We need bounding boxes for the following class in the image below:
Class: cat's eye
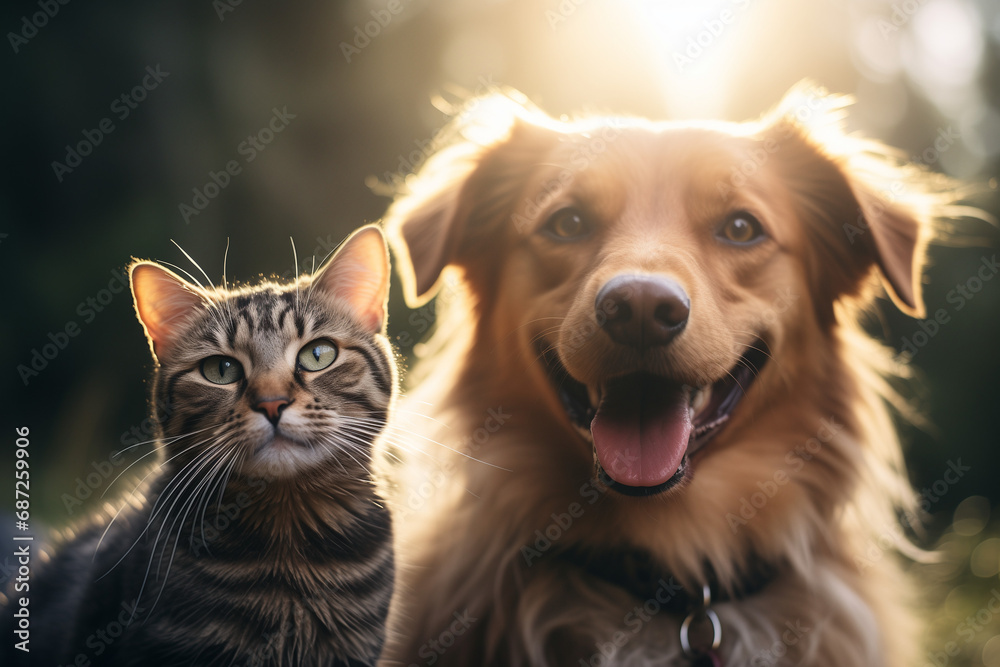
[541,208,593,241]
[200,356,244,385]
[717,211,766,245]
[298,339,338,372]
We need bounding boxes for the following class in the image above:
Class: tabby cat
[2,225,396,666]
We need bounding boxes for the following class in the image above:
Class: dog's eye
[717,212,766,245]
[542,208,592,241]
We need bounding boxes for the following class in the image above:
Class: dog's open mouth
[541,341,769,496]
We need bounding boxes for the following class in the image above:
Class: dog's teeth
[691,386,711,415]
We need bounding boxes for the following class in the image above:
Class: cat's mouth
[257,433,308,452]
[244,430,326,478]
[539,340,769,496]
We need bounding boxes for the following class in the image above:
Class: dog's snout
[596,275,690,348]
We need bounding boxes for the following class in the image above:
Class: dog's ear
[384,140,487,307]
[844,175,929,316]
[384,93,554,307]
[760,82,956,319]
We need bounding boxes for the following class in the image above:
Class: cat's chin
[241,435,328,479]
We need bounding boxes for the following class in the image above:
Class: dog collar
[554,546,778,665]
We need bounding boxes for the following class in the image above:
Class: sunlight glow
[621,0,750,118]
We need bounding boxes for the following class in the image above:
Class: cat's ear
[312,225,390,333]
[130,261,210,360]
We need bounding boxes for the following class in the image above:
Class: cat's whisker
[131,448,230,620]
[290,236,300,312]
[193,446,240,558]
[214,444,243,517]
[97,445,221,579]
[159,259,207,291]
[370,427,511,471]
[147,438,237,523]
[152,449,236,614]
[336,423,412,448]
[327,439,373,467]
[114,426,214,455]
[93,433,228,558]
[165,450,230,572]
[301,237,343,315]
[103,429,222,500]
[314,431,377,469]
[103,427,219,498]
[312,439,367,503]
[376,408,448,427]
[312,439,352,477]
[336,419,509,470]
[222,237,230,291]
[379,448,405,465]
[170,240,216,291]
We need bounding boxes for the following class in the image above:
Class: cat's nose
[254,397,292,425]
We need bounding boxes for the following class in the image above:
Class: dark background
[2,0,999,662]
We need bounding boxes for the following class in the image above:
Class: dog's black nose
[596,275,690,348]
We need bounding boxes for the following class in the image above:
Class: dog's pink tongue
[591,376,691,488]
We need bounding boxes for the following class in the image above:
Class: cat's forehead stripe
[276,305,293,333]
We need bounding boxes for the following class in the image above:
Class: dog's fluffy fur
[378,84,967,666]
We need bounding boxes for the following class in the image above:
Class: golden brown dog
[378,84,966,666]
